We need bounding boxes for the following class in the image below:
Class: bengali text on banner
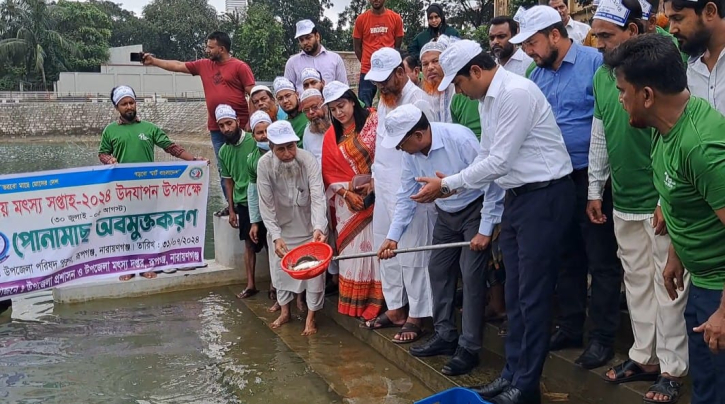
[0,161,209,301]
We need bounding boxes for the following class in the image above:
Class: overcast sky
[111,0,349,24]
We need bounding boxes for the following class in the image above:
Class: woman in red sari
[321,82,383,321]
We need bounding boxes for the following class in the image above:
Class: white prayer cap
[322,81,350,105]
[295,19,315,39]
[250,85,273,97]
[592,0,600,5]
[438,40,483,92]
[266,120,300,145]
[300,88,323,102]
[594,0,639,26]
[112,85,135,105]
[215,104,236,122]
[273,77,296,97]
[365,47,402,82]
[301,68,322,84]
[250,110,272,131]
[382,104,423,149]
[509,6,562,44]
[420,37,449,58]
[637,0,652,18]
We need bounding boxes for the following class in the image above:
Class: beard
[279,159,301,179]
[264,103,279,121]
[303,41,320,55]
[535,46,560,69]
[492,43,514,60]
[677,24,710,57]
[629,115,649,129]
[423,77,443,95]
[310,116,331,134]
[379,91,402,108]
[223,128,242,144]
[282,102,299,116]
[122,109,137,121]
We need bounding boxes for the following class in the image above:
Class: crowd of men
[95,0,725,403]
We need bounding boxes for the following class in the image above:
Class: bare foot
[296,297,307,313]
[267,302,281,313]
[270,312,291,329]
[302,319,317,336]
[141,271,157,279]
[119,274,135,281]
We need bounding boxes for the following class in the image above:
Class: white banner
[0,161,209,300]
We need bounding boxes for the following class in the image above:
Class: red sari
[322,110,384,320]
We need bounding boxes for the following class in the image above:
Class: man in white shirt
[550,0,591,43]
[285,20,349,93]
[299,89,329,162]
[414,39,575,404]
[361,47,437,344]
[420,36,457,122]
[664,0,725,114]
[379,104,504,376]
[489,15,534,77]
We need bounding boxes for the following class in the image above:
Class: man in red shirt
[353,0,404,107]
[142,31,256,216]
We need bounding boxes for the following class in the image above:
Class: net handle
[331,241,471,261]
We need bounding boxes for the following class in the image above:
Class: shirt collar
[484,66,508,101]
[562,42,578,66]
[233,131,247,146]
[510,48,526,61]
[566,18,574,28]
[117,116,140,125]
[429,125,444,152]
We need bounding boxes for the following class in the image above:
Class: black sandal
[642,375,682,404]
[392,322,426,344]
[602,359,659,384]
[360,313,401,330]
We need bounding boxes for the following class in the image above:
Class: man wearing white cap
[513,5,621,371]
[361,47,437,339]
[419,36,456,123]
[549,0,591,44]
[274,76,308,144]
[299,89,330,162]
[256,120,328,336]
[589,1,689,400]
[215,104,264,300]
[300,68,326,92]
[250,85,286,122]
[412,39,574,404]
[285,19,348,93]
[488,16,533,77]
[378,104,504,375]
[100,85,206,281]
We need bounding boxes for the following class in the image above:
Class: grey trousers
[428,197,490,352]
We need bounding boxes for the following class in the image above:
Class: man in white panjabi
[361,46,435,341]
[257,120,328,336]
[420,36,456,123]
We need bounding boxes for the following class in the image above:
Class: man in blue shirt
[513,5,621,369]
[378,104,504,377]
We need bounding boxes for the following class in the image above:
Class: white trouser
[381,262,433,318]
[277,289,324,312]
[614,215,689,376]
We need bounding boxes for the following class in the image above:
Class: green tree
[52,0,111,72]
[0,0,79,89]
[90,0,163,55]
[142,0,220,61]
[509,0,539,14]
[233,3,286,81]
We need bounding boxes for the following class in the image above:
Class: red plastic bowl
[281,242,333,280]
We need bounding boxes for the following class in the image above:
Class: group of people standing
[94,0,725,403]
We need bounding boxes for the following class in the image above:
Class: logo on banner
[0,232,9,264]
[189,167,203,180]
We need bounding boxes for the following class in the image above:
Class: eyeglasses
[302,103,323,114]
[395,133,415,151]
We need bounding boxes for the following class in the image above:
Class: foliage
[509,0,539,14]
[233,3,286,81]
[52,0,111,72]
[142,0,220,61]
[89,0,163,55]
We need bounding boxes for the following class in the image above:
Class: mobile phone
[363,192,375,209]
[130,52,144,62]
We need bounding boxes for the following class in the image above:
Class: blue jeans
[210,130,228,203]
[357,73,377,108]
[686,284,725,404]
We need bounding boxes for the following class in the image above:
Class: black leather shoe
[441,347,479,376]
[409,333,457,357]
[549,328,583,351]
[492,386,541,404]
[575,340,614,370]
[470,377,511,400]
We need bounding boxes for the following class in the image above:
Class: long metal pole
[331,241,471,261]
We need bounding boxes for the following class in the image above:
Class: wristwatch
[440,178,451,195]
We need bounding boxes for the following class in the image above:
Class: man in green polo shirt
[216,104,262,300]
[606,33,725,404]
[99,85,202,281]
[273,77,308,147]
[589,1,689,402]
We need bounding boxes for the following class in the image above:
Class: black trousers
[500,178,575,393]
[556,168,622,346]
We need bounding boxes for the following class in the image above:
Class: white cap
[637,0,652,18]
[510,6,563,44]
[420,35,452,58]
[250,110,272,131]
[381,104,423,149]
[437,40,483,91]
[301,68,322,84]
[365,47,402,82]
[112,85,135,105]
[594,0,634,26]
[266,120,300,145]
[322,81,350,105]
[300,88,323,102]
[215,104,236,122]
[250,85,273,97]
[295,19,315,39]
[273,77,296,96]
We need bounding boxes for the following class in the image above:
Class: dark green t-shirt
[288,112,309,147]
[219,132,257,205]
[450,93,481,140]
[246,147,268,184]
[99,120,173,163]
[652,97,725,290]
